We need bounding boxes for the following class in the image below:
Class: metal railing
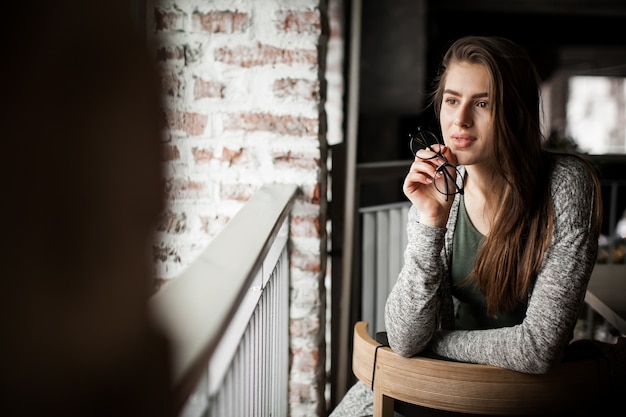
[149,184,298,417]
[360,201,410,336]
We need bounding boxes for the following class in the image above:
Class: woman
[330,35,602,416]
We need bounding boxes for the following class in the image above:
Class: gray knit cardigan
[384,153,600,373]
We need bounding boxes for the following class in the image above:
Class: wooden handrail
[149,183,298,411]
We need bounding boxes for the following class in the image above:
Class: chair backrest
[352,321,609,417]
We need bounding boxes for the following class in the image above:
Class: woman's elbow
[389,342,424,358]
[386,328,433,358]
[510,347,559,374]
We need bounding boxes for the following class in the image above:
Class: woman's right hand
[403,145,456,228]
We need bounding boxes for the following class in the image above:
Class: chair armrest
[352,321,608,416]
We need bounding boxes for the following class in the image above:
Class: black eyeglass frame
[408,128,465,201]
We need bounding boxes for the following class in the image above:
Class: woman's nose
[454,106,473,128]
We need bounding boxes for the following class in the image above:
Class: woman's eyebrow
[443,89,489,99]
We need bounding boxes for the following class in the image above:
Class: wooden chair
[352,321,611,416]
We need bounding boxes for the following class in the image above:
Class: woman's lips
[450,133,475,149]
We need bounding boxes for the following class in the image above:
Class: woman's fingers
[403,159,439,198]
[403,145,457,227]
[408,157,442,182]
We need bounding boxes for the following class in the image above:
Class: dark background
[354,0,626,231]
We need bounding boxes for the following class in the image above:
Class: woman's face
[439,61,494,167]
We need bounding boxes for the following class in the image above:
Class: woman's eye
[476,101,489,109]
[445,97,458,105]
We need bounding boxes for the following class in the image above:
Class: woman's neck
[462,165,504,235]
[463,164,503,201]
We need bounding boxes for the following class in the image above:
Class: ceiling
[430,0,626,16]
[427,0,626,80]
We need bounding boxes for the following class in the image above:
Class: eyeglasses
[408,128,464,201]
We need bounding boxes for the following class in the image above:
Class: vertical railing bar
[248,314,252,417]
[361,212,376,334]
[388,208,402,298]
[277,260,281,415]
[375,210,389,334]
[359,202,411,336]
[266,275,270,416]
[220,352,229,416]
[265,285,270,416]
[247,319,251,416]
[256,299,261,417]
[267,276,270,416]
[246,326,251,417]
[257,303,261,417]
[234,335,240,417]
[238,319,243,417]
[260,290,265,417]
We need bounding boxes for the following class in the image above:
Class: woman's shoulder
[548,152,600,210]
[549,152,598,186]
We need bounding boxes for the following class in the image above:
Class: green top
[451,196,527,330]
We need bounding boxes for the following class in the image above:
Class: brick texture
[192,11,249,33]
[225,112,319,136]
[215,42,319,67]
[276,10,322,35]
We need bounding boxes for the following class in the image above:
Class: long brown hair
[431,36,602,315]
